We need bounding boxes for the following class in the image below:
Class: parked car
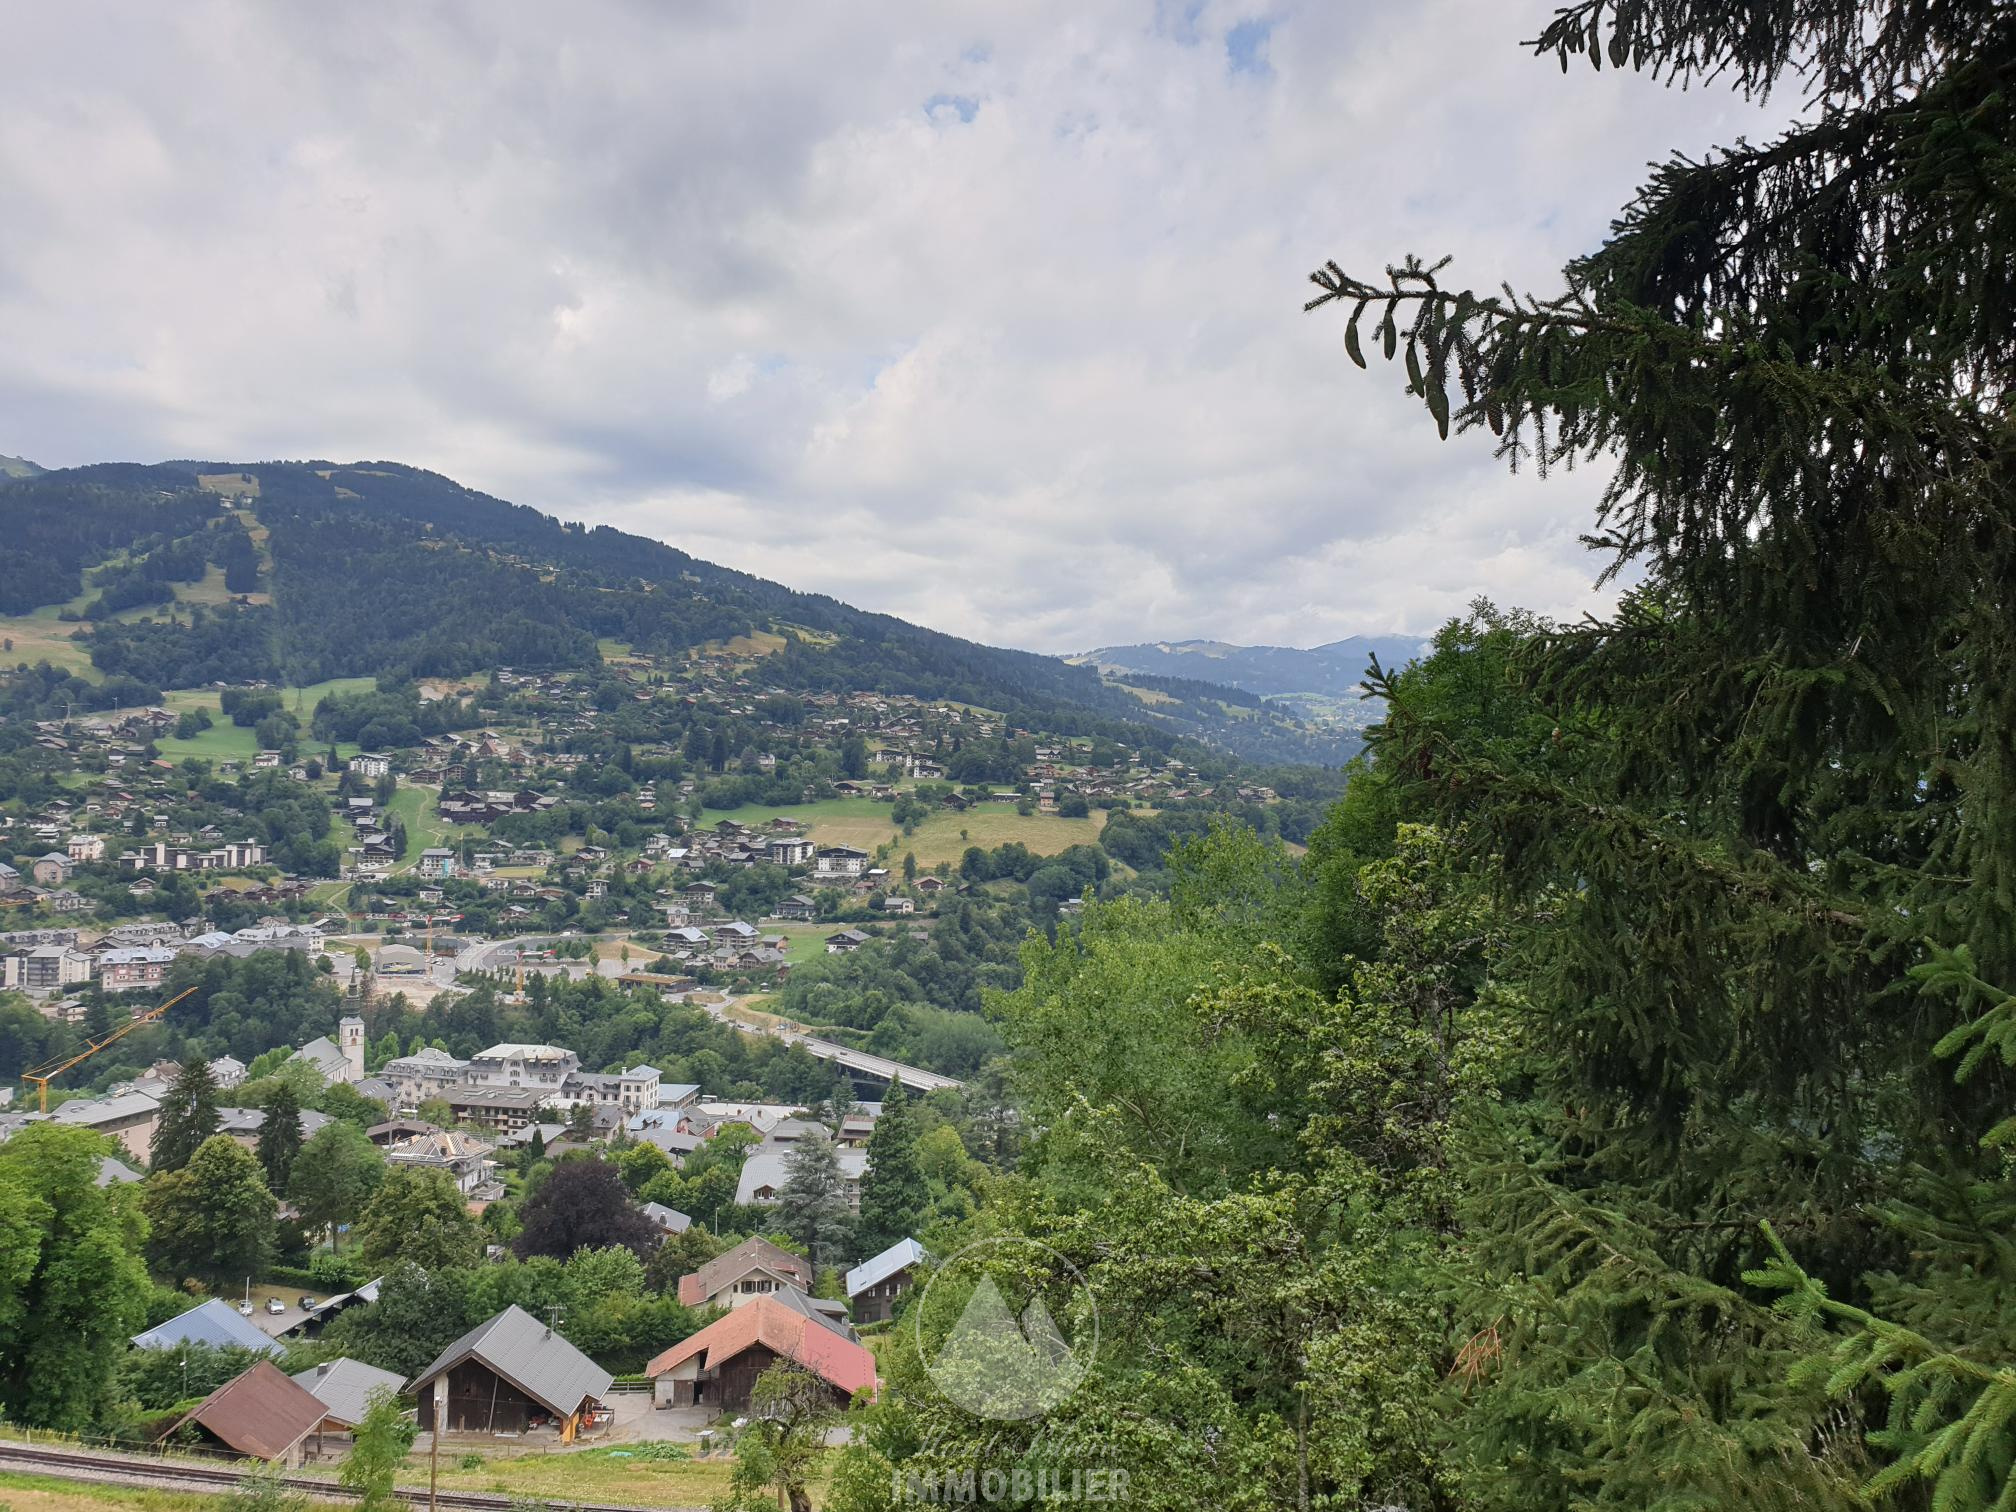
[266,1297,287,1315]
[236,1300,253,1316]
[298,1295,318,1310]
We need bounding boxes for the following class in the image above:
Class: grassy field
[701,796,1106,870]
[0,1474,241,1512]
[151,678,376,762]
[385,785,459,865]
[424,1442,746,1506]
[0,606,98,677]
[0,1446,753,1512]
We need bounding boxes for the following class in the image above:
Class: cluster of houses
[135,1221,927,1467]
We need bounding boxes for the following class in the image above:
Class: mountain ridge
[0,457,1366,767]
[1073,632,1430,697]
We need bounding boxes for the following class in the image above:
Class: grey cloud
[0,0,1789,652]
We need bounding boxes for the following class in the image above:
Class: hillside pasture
[701,795,1107,869]
[152,677,376,761]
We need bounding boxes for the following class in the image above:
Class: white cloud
[0,0,1788,652]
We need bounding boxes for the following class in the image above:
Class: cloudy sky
[0,1,1788,654]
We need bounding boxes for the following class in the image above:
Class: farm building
[132,1298,284,1357]
[646,1294,876,1413]
[411,1305,611,1442]
[162,1360,329,1467]
[291,1358,408,1433]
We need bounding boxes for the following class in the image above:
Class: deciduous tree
[144,1135,276,1292]
[0,1125,152,1429]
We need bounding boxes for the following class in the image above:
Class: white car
[266,1297,287,1315]
[237,1300,254,1316]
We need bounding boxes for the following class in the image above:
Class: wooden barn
[410,1305,611,1443]
[647,1293,876,1413]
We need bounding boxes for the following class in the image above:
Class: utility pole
[429,1374,445,1512]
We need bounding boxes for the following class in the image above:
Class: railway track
[0,1439,703,1512]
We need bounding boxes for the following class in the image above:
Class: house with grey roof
[641,1201,692,1235]
[132,1298,286,1357]
[411,1304,612,1442]
[291,1357,408,1431]
[845,1237,930,1324]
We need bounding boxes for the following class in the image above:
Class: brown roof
[168,1360,328,1460]
[677,1235,813,1307]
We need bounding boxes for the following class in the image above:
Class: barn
[410,1305,611,1443]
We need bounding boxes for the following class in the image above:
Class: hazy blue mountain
[1072,634,1431,701]
[0,454,44,479]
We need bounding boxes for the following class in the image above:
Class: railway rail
[0,1438,703,1512]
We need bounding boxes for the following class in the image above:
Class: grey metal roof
[846,1237,929,1298]
[413,1304,612,1418]
[291,1357,408,1427]
[132,1298,285,1356]
[641,1202,692,1233]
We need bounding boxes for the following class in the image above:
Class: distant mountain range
[1073,635,1430,700]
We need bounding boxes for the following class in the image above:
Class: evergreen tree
[775,1133,854,1270]
[255,1081,303,1193]
[1302,3,2016,1505]
[150,1055,221,1173]
[856,1080,926,1256]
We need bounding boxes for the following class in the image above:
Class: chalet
[846,1238,929,1324]
[676,1235,814,1310]
[776,894,817,921]
[825,929,869,955]
[412,1305,612,1442]
[736,1143,867,1208]
[162,1361,329,1467]
[31,852,73,885]
[878,895,915,915]
[646,1293,875,1412]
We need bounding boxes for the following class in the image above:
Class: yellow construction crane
[21,985,197,1113]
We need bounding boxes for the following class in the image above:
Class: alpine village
[3,4,2013,1512]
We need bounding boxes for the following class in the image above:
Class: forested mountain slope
[0,459,1359,764]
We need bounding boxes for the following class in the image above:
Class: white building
[466,1043,580,1093]
[380,1047,472,1108]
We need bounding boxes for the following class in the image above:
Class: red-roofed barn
[646,1295,876,1412]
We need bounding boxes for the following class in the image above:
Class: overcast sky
[0,2,1788,654]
